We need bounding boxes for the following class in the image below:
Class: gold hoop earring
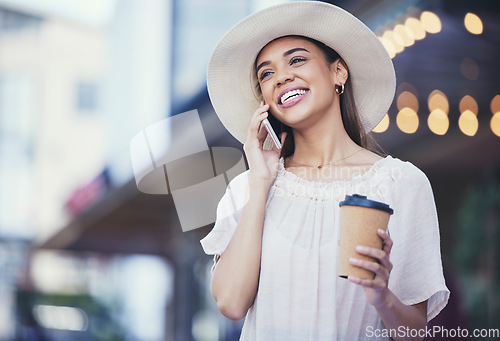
[336,83,344,95]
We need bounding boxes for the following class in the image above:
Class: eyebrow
[255,47,310,75]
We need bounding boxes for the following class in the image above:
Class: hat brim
[207,1,395,145]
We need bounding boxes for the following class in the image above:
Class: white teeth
[281,89,307,104]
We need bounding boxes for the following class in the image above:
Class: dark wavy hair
[254,35,377,159]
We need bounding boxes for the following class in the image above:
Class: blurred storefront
[0,0,499,340]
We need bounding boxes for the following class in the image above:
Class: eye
[259,70,273,81]
[290,56,306,65]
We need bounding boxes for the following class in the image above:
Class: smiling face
[255,36,347,129]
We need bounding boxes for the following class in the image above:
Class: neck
[290,108,361,166]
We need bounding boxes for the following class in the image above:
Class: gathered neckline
[277,155,393,188]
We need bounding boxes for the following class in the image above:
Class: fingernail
[349,257,359,264]
[378,229,386,234]
[347,275,359,283]
[356,245,367,252]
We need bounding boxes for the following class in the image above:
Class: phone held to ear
[262,118,282,150]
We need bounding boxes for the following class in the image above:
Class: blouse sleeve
[387,161,450,322]
[200,170,250,256]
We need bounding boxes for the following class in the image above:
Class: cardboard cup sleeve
[338,194,394,280]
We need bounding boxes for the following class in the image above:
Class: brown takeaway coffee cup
[338,194,394,280]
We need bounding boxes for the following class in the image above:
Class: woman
[201,2,449,340]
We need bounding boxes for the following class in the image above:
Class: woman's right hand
[243,104,286,189]
[213,105,282,319]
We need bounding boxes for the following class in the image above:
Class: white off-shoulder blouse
[201,156,449,341]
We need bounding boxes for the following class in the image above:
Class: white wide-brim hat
[207,1,396,145]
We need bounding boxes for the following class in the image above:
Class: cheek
[313,74,336,97]
[260,84,274,103]
[307,63,335,85]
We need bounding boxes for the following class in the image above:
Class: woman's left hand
[348,229,393,308]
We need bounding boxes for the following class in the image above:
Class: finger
[355,245,392,272]
[355,245,386,261]
[347,275,384,288]
[350,257,390,281]
[248,105,269,137]
[378,229,393,254]
[250,104,269,126]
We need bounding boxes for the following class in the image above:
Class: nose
[275,68,294,87]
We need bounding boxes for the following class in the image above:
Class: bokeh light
[390,28,405,47]
[397,82,418,95]
[373,113,390,133]
[397,108,419,134]
[394,24,415,47]
[378,36,396,58]
[397,91,419,111]
[377,10,441,60]
[460,58,479,80]
[383,30,404,53]
[405,17,426,40]
[428,90,449,114]
[406,6,421,18]
[491,95,500,137]
[490,95,500,114]
[459,95,478,115]
[459,110,479,136]
[491,113,500,137]
[428,109,449,135]
[420,11,442,34]
[464,13,483,35]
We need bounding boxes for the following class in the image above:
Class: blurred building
[0,0,499,341]
[0,5,109,339]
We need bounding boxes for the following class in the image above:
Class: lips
[278,86,309,108]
